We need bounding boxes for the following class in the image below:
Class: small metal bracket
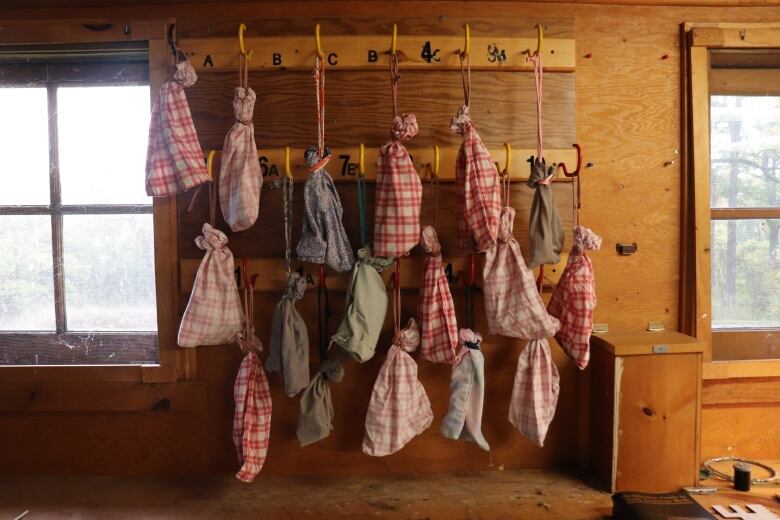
[616,242,638,256]
[652,344,669,354]
[647,321,665,332]
[592,323,609,334]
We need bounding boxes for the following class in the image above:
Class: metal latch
[652,344,669,354]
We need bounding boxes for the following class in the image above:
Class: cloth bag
[145,60,209,197]
[297,357,345,447]
[178,223,243,347]
[219,87,262,231]
[548,226,601,370]
[452,106,501,253]
[233,282,271,483]
[440,329,489,451]
[265,272,310,397]
[374,113,422,257]
[296,146,354,272]
[363,318,433,457]
[527,159,565,268]
[331,246,393,363]
[418,225,461,364]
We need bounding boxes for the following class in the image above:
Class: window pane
[0,88,50,205]
[0,216,55,330]
[58,86,151,205]
[712,219,780,328]
[63,214,157,331]
[711,95,780,208]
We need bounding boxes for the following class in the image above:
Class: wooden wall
[1,0,779,476]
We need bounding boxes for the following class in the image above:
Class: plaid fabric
[374,114,422,257]
[508,338,560,447]
[233,347,272,482]
[220,87,262,231]
[548,226,601,370]
[178,223,244,347]
[363,318,433,457]
[417,226,461,364]
[483,207,560,339]
[145,61,209,197]
[453,106,501,252]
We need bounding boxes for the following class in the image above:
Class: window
[0,50,159,365]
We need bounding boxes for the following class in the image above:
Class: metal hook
[284,146,292,179]
[502,142,511,176]
[238,23,254,60]
[315,23,324,59]
[460,23,471,58]
[525,24,544,57]
[358,143,366,178]
[432,145,440,179]
[206,150,216,180]
[391,24,398,56]
[167,23,177,57]
[556,143,583,177]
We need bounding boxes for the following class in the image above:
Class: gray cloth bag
[265,272,310,397]
[296,357,345,447]
[331,246,393,363]
[527,159,564,268]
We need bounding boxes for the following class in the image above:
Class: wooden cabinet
[588,331,704,493]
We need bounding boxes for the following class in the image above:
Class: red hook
[469,254,476,286]
[556,143,583,178]
[318,264,325,287]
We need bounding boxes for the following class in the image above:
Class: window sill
[703,359,780,379]
[0,379,206,412]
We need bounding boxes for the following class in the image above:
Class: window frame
[682,22,780,375]
[0,21,193,384]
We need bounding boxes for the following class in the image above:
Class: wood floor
[0,469,614,519]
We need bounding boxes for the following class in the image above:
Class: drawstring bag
[548,226,601,370]
[418,225,461,365]
[219,54,262,232]
[483,206,560,339]
[296,357,345,447]
[508,338,560,448]
[178,223,243,347]
[145,59,210,196]
[296,147,354,272]
[331,246,393,363]
[440,329,489,451]
[233,270,272,483]
[527,51,564,268]
[374,55,422,258]
[452,54,501,252]
[363,318,433,457]
[266,273,310,397]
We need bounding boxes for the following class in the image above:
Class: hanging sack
[233,272,272,483]
[452,54,501,252]
[331,246,393,363]
[418,225,461,364]
[178,223,243,347]
[266,272,310,397]
[219,54,262,231]
[145,59,210,197]
[483,207,560,339]
[548,226,601,369]
[440,329,489,451]
[374,55,422,258]
[296,357,345,447]
[508,338,560,447]
[363,318,433,457]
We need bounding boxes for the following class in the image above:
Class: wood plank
[591,330,705,356]
[711,207,780,220]
[701,404,780,461]
[692,26,780,48]
[181,35,576,71]
[712,329,780,361]
[588,345,616,491]
[0,381,206,412]
[710,67,780,96]
[0,333,158,366]
[702,377,780,405]
[703,359,780,379]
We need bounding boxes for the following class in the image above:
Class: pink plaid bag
[453,105,501,253]
[145,60,209,197]
[483,207,560,339]
[178,223,244,347]
[418,225,461,364]
[548,226,601,370]
[373,55,422,258]
[219,86,262,231]
[363,318,433,457]
[508,338,560,447]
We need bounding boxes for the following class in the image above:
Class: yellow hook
[206,150,216,180]
[315,23,324,59]
[525,24,544,56]
[460,23,470,59]
[391,24,398,55]
[238,23,253,60]
[503,142,511,175]
[284,146,292,179]
[432,145,440,179]
[358,143,366,178]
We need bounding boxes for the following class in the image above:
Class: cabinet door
[615,353,700,492]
